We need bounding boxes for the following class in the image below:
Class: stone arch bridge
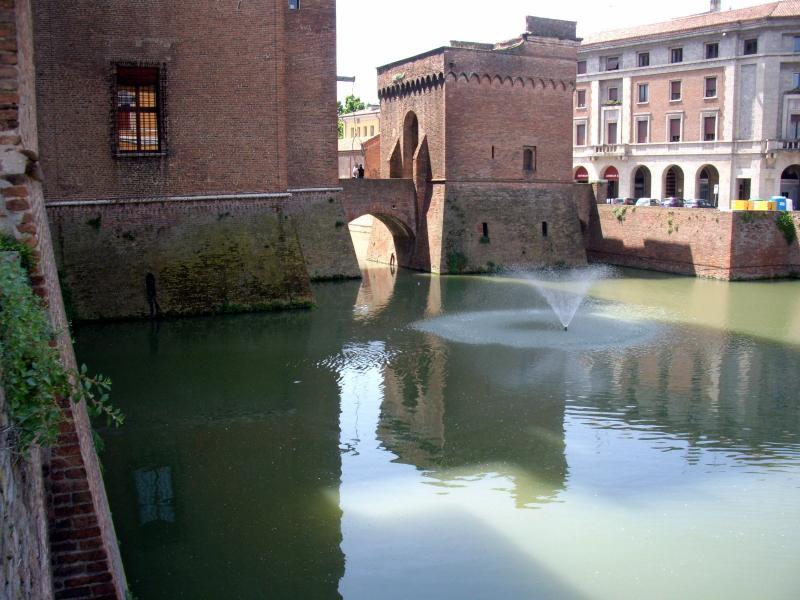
[339,177,424,269]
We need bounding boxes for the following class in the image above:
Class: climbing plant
[776,212,797,245]
[0,238,123,455]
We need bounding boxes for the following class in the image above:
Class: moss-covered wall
[48,197,316,321]
[441,183,587,274]
[289,190,361,280]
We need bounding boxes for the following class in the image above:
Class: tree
[337,95,366,138]
[341,94,365,114]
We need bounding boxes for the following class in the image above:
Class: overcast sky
[337,0,758,103]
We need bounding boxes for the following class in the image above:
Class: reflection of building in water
[377,337,568,508]
[353,265,398,320]
[96,313,346,600]
[425,274,442,318]
[582,326,800,461]
[134,466,175,525]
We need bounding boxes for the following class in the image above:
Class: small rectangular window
[669,117,681,142]
[491,145,495,159]
[638,83,649,103]
[541,222,549,238]
[638,52,650,67]
[370,125,375,136]
[607,87,618,102]
[289,0,299,9]
[116,66,162,154]
[576,89,586,108]
[704,115,717,141]
[636,119,649,144]
[793,73,800,89]
[575,123,586,146]
[607,122,618,144]
[794,36,800,52]
[744,38,758,55]
[605,56,619,71]
[577,60,587,74]
[670,80,682,101]
[705,77,717,98]
[670,48,683,63]
[523,147,536,172]
[482,222,489,238]
[706,43,719,59]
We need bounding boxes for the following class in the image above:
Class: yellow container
[753,200,770,210]
[731,200,750,210]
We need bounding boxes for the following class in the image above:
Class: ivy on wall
[777,212,797,245]
[0,237,122,456]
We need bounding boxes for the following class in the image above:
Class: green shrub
[0,235,35,271]
[0,252,122,455]
[776,212,797,245]
[447,251,467,274]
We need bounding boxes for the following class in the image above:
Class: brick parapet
[587,205,800,279]
[1,1,128,598]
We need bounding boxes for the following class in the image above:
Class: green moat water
[75,267,800,600]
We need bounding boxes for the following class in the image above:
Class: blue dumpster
[771,196,788,211]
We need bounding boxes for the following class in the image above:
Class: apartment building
[574,0,800,208]
[338,105,380,178]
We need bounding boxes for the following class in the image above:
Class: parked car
[660,197,684,207]
[683,198,714,208]
[635,198,659,207]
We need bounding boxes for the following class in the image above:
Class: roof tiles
[582,1,800,46]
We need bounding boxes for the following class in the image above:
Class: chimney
[710,0,721,12]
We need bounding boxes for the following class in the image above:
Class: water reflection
[78,312,347,600]
[75,267,800,600]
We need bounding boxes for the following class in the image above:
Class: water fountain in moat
[413,265,660,350]
[515,265,614,331]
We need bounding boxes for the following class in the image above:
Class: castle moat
[75,267,800,600]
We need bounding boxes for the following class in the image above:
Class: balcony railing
[764,139,800,152]
[592,144,627,155]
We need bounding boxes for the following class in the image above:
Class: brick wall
[48,196,315,320]
[444,42,577,183]
[445,74,575,183]
[587,204,800,279]
[441,183,587,273]
[277,189,361,281]
[33,0,337,201]
[378,53,447,180]
[362,135,380,179]
[1,1,128,598]
[47,189,361,320]
[0,257,53,600]
[286,0,337,188]
[729,211,800,279]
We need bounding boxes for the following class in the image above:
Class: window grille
[116,66,161,154]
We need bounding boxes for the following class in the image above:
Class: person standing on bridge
[358,164,365,179]
[352,164,358,179]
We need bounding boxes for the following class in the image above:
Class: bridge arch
[339,178,421,270]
